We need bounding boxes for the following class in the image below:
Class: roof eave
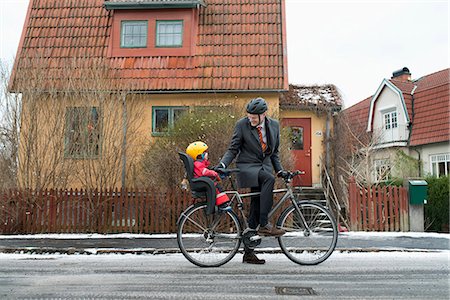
[104,1,206,10]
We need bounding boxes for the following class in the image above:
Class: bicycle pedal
[249,235,261,241]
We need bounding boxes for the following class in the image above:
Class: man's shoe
[258,223,286,237]
[243,252,265,264]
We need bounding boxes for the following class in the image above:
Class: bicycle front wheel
[177,203,241,267]
[277,201,338,265]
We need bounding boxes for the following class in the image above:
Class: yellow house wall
[115,92,280,188]
[279,109,330,186]
[18,92,280,189]
[128,92,280,152]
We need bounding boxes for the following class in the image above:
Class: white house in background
[344,67,449,181]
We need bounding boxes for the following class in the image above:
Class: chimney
[391,67,411,82]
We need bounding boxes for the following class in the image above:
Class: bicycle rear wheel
[277,201,338,265]
[177,202,241,267]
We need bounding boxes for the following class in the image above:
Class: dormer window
[105,0,205,57]
[121,21,148,48]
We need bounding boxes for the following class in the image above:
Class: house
[279,84,342,187]
[342,67,450,182]
[8,0,289,189]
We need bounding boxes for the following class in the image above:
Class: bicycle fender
[176,202,207,226]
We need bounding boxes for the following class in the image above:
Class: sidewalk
[0,232,449,255]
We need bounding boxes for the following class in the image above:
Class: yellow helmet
[186,141,208,160]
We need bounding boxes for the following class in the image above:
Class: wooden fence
[348,178,409,231]
[0,188,196,234]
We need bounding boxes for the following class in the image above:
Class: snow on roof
[280,84,343,112]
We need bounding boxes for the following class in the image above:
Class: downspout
[325,110,331,171]
[408,85,421,176]
[121,93,128,189]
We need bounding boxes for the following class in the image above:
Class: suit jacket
[220,117,283,188]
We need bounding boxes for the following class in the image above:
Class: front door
[281,118,312,186]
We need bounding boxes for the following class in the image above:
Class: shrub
[138,106,294,190]
[424,175,449,232]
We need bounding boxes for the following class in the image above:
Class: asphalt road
[0,232,448,254]
[0,251,448,299]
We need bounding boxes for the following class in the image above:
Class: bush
[424,175,449,232]
[138,106,293,190]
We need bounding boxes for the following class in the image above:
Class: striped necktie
[257,126,267,152]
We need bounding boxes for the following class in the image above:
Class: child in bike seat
[186,141,231,212]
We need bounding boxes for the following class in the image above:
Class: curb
[0,247,443,255]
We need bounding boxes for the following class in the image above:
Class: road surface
[0,251,448,299]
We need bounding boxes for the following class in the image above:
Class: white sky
[0,0,449,108]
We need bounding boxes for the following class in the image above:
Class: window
[383,111,398,130]
[65,107,101,158]
[374,159,391,181]
[156,20,183,47]
[110,10,195,57]
[430,153,450,177]
[121,20,148,48]
[289,127,304,150]
[152,106,188,134]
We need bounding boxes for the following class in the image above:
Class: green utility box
[408,180,428,205]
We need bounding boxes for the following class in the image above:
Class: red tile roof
[408,69,449,146]
[343,68,449,147]
[342,96,372,138]
[10,0,287,92]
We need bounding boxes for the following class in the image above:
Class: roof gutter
[104,1,206,10]
[10,89,288,94]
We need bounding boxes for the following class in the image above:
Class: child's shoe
[218,201,232,212]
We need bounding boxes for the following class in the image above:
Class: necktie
[257,126,267,152]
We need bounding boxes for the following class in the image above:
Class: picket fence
[0,188,195,234]
[348,178,409,231]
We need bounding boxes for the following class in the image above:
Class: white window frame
[121,20,148,48]
[430,153,450,177]
[383,110,398,130]
[374,158,391,182]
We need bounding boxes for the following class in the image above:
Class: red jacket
[193,159,219,179]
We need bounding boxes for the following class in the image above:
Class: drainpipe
[325,110,331,171]
[121,93,128,189]
[408,85,420,176]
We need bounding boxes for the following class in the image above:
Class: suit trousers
[248,169,275,229]
[244,169,275,253]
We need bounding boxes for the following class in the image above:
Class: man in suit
[218,97,289,264]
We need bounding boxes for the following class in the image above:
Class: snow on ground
[0,251,448,262]
[0,231,449,240]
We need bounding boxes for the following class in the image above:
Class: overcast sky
[0,0,448,107]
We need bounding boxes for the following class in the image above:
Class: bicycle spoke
[277,202,337,265]
[177,203,241,267]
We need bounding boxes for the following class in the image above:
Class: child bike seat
[178,152,216,215]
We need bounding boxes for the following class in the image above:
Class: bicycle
[176,168,338,267]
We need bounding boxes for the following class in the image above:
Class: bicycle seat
[178,152,216,215]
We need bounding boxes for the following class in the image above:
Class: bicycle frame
[222,174,311,232]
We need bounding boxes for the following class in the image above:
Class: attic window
[156,20,183,47]
[121,20,148,48]
[108,8,198,57]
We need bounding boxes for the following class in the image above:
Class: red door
[281,118,312,186]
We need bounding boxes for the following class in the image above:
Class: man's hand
[212,162,226,171]
[277,170,290,179]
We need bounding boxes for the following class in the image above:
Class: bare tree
[5,56,145,191]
